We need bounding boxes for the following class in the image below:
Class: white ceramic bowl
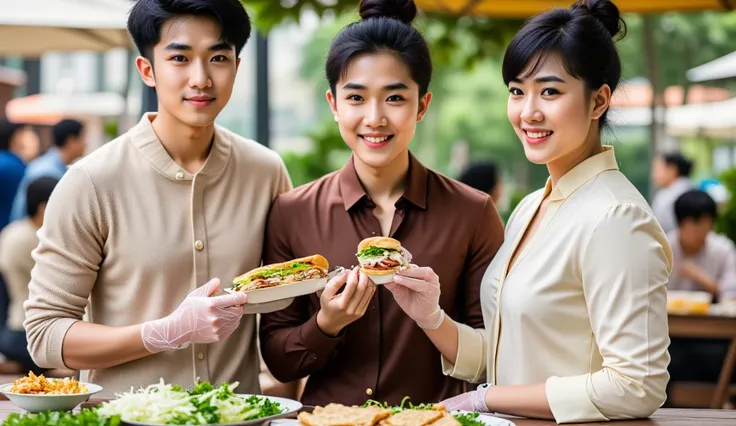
[0,381,103,413]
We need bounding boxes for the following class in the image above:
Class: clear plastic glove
[384,266,444,329]
[141,278,248,353]
[440,384,491,413]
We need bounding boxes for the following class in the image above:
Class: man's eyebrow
[208,42,233,51]
[342,82,410,90]
[164,42,191,51]
[162,42,233,51]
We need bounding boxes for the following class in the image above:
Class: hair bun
[573,0,626,39]
[359,0,418,24]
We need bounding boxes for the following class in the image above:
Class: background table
[668,313,736,408]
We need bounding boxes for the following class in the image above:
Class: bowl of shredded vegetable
[95,379,301,425]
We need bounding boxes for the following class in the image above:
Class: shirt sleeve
[718,240,736,300]
[23,166,105,369]
[441,197,504,383]
[258,197,343,383]
[545,203,672,423]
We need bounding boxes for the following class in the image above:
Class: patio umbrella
[415,0,735,17]
[0,0,133,57]
[687,51,736,83]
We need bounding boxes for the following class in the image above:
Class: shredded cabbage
[96,379,282,424]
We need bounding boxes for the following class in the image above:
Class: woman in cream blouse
[384,0,672,423]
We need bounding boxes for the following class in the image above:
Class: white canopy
[610,97,736,139]
[687,51,736,83]
[0,0,133,57]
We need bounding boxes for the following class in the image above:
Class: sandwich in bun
[355,237,411,279]
[232,255,329,292]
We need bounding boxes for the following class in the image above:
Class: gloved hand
[384,266,444,329]
[440,384,491,413]
[141,278,248,353]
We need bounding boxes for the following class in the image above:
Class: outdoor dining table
[0,400,735,426]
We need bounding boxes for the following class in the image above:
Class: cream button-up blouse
[442,146,672,423]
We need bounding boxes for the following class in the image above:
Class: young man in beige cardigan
[23,0,292,397]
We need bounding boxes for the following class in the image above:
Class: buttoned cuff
[441,322,487,383]
[300,313,344,360]
[545,375,608,424]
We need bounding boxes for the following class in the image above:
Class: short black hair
[0,119,25,151]
[674,190,717,225]
[661,152,694,178]
[326,0,432,97]
[458,162,500,194]
[502,0,626,129]
[53,119,84,148]
[26,176,59,218]
[126,0,252,59]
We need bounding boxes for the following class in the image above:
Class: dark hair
[325,0,432,97]
[53,119,84,148]
[127,0,252,59]
[0,119,25,151]
[458,162,500,195]
[674,190,717,225]
[661,152,694,178]
[502,0,626,128]
[26,176,59,218]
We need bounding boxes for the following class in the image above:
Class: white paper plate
[121,394,302,426]
[365,272,396,285]
[0,381,103,413]
[225,268,344,304]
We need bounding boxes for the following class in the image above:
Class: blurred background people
[0,176,58,374]
[651,152,694,234]
[10,119,85,223]
[667,189,736,303]
[0,119,40,231]
[458,161,504,205]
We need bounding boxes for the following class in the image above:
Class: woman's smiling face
[327,51,431,171]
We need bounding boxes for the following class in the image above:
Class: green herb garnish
[356,246,398,259]
[233,262,311,289]
[1,408,120,426]
[363,397,486,425]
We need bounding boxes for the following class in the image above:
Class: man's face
[679,216,713,251]
[136,15,240,128]
[652,157,676,189]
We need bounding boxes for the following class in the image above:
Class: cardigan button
[194,240,205,251]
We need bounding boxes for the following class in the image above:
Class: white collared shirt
[442,147,673,423]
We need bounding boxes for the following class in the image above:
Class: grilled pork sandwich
[355,237,411,275]
[232,255,329,292]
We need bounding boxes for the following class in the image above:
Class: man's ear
[326,90,338,122]
[136,56,156,88]
[417,92,432,122]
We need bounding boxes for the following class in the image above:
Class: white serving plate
[225,268,344,304]
[121,394,302,426]
[270,411,515,426]
[0,381,103,413]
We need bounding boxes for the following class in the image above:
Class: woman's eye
[542,88,561,96]
[387,95,404,102]
[509,88,523,96]
[347,94,363,102]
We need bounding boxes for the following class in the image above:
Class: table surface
[0,401,735,426]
